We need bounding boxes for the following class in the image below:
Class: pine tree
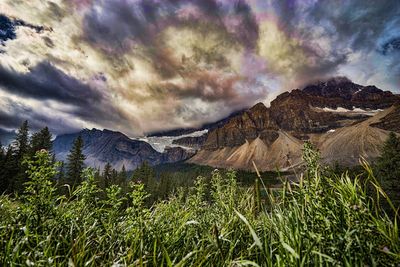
[158,173,171,199]
[102,162,112,189]
[0,142,5,192]
[376,132,400,210]
[66,135,86,188]
[118,165,128,189]
[57,161,65,181]
[30,127,52,154]
[111,169,118,185]
[94,167,102,185]
[14,120,30,159]
[132,161,157,201]
[0,141,4,159]
[0,145,16,193]
[13,120,31,193]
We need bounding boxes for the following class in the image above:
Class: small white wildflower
[185,220,200,225]
[25,259,35,266]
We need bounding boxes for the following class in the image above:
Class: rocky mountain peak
[198,77,400,153]
[53,128,194,170]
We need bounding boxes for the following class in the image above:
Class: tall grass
[0,146,399,266]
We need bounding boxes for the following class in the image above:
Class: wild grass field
[0,144,399,266]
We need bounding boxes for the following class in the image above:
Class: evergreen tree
[13,120,31,193]
[57,161,65,181]
[376,132,400,210]
[0,145,16,193]
[132,161,157,201]
[118,165,128,190]
[14,120,30,159]
[119,165,127,181]
[66,136,86,188]
[30,127,52,154]
[158,172,171,199]
[0,142,5,192]
[94,167,102,186]
[0,141,4,160]
[111,169,118,185]
[102,162,112,189]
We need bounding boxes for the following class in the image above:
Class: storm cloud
[0,0,399,137]
[0,62,138,135]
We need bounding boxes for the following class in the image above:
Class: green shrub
[0,147,399,266]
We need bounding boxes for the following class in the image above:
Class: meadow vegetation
[1,142,399,266]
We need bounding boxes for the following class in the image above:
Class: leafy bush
[0,147,399,266]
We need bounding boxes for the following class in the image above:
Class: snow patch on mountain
[136,129,208,153]
[315,106,383,116]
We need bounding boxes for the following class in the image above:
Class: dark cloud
[0,99,81,135]
[379,37,400,55]
[0,62,104,105]
[268,0,400,87]
[82,0,259,54]
[232,0,259,49]
[0,62,136,135]
[0,14,16,44]
[0,14,48,45]
[306,0,400,51]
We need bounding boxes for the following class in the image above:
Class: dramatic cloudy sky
[0,0,399,137]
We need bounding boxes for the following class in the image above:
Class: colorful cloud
[0,0,399,137]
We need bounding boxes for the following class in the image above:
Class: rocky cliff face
[172,135,207,149]
[190,77,400,171]
[53,129,193,170]
[203,103,279,149]
[162,146,196,163]
[370,104,400,132]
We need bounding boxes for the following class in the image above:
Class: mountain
[189,77,400,171]
[53,128,194,170]
[313,107,396,166]
[147,109,246,137]
[53,77,399,172]
[172,135,207,150]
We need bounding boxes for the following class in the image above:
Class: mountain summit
[189,78,400,170]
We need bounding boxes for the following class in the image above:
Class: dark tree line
[0,121,187,201]
[0,121,53,194]
[375,132,400,210]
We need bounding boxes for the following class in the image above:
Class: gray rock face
[172,135,207,149]
[53,129,193,170]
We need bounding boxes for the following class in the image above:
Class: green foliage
[0,143,399,266]
[375,132,400,211]
[14,120,30,159]
[13,120,31,193]
[102,162,113,189]
[0,145,15,193]
[22,150,58,228]
[132,161,158,203]
[66,135,86,188]
[30,127,52,155]
[0,122,56,194]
